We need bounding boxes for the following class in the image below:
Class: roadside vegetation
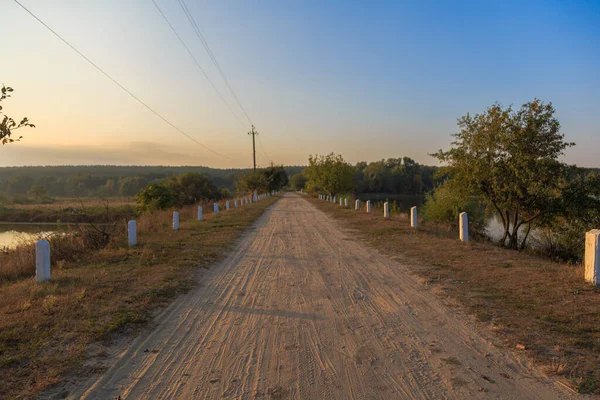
[301,99,599,392]
[300,100,599,263]
[430,99,600,255]
[0,193,281,399]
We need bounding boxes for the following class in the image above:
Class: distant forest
[0,165,305,199]
[1,163,596,202]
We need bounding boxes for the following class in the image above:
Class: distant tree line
[0,165,303,203]
[137,165,290,211]
[293,153,439,196]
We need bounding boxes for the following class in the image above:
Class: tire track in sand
[72,194,578,399]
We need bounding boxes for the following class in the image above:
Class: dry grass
[0,195,279,399]
[309,196,600,394]
[0,197,137,224]
[6,197,136,210]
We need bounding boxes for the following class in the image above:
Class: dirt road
[74,194,575,399]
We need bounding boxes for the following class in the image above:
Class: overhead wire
[257,135,270,165]
[176,0,275,165]
[177,0,253,126]
[13,0,232,159]
[150,0,246,129]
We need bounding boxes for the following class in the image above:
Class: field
[0,197,137,223]
[309,197,600,394]
[0,195,280,399]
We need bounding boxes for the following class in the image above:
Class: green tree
[163,172,221,207]
[422,179,485,231]
[135,183,175,211]
[304,153,355,196]
[27,185,48,201]
[1,85,35,144]
[119,176,149,196]
[262,164,288,191]
[235,170,269,193]
[432,99,575,249]
[290,173,308,190]
[6,175,34,195]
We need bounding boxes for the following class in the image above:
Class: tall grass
[0,223,128,283]
[0,197,249,283]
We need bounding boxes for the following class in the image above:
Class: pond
[0,223,67,250]
[354,193,540,246]
[355,194,424,212]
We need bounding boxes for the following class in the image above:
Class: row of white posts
[35,190,280,283]
[317,194,600,287]
[318,195,471,244]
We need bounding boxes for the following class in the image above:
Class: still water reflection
[0,224,64,249]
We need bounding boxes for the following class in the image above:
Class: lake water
[355,194,424,212]
[355,194,538,245]
[0,224,65,249]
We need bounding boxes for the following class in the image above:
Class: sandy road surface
[73,194,575,399]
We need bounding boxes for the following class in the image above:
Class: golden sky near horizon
[2,0,598,168]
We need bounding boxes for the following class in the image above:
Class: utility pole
[248,125,258,170]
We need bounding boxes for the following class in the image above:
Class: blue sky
[1,0,599,167]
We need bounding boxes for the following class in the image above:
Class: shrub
[163,172,222,206]
[422,180,485,232]
[136,183,175,211]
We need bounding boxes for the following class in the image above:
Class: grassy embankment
[308,196,600,394]
[0,195,279,399]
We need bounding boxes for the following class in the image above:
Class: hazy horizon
[3,1,599,168]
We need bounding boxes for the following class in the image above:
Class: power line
[257,135,270,164]
[175,0,276,165]
[177,0,253,126]
[150,0,246,129]
[13,0,232,159]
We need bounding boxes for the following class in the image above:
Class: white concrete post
[214,203,219,214]
[197,206,203,221]
[173,211,179,230]
[253,190,258,202]
[355,199,360,210]
[459,212,469,242]
[344,198,349,208]
[340,198,343,206]
[585,230,599,286]
[410,206,417,228]
[366,200,371,213]
[128,220,137,246]
[333,196,337,204]
[234,199,238,208]
[384,202,390,218]
[35,240,51,282]
[226,201,230,211]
